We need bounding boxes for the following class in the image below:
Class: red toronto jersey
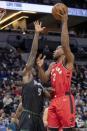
[51,62,72,97]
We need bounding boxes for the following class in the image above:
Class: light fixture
[0,11,22,24]
[1,16,28,29]
[0,11,36,24]
[22,11,36,14]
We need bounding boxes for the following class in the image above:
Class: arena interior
[0,0,87,131]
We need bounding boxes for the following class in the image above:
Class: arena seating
[72,64,87,128]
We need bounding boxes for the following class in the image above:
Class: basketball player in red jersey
[37,10,76,131]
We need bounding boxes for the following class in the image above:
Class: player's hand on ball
[37,54,46,68]
[34,21,46,33]
[52,3,68,22]
[58,11,68,23]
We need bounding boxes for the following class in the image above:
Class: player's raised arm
[23,21,45,75]
[61,12,74,70]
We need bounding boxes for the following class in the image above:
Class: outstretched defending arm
[61,12,74,70]
[23,21,45,75]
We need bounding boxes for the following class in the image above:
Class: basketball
[52,3,68,21]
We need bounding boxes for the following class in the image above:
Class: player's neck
[56,55,65,63]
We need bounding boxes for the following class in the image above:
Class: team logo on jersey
[56,67,62,74]
[51,67,62,75]
[51,67,62,81]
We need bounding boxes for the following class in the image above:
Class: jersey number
[52,67,62,82]
[38,88,42,96]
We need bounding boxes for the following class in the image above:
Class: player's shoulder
[49,62,56,68]
[47,62,56,74]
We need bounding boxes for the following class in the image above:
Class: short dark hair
[57,45,62,49]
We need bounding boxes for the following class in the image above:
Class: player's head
[53,46,64,60]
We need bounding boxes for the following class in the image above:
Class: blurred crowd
[72,64,87,128]
[0,46,87,130]
[0,47,24,130]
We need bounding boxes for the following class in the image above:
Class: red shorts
[48,95,76,128]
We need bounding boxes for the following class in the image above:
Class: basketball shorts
[19,110,45,131]
[48,94,76,128]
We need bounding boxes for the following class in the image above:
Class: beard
[53,55,59,61]
[53,54,65,62]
